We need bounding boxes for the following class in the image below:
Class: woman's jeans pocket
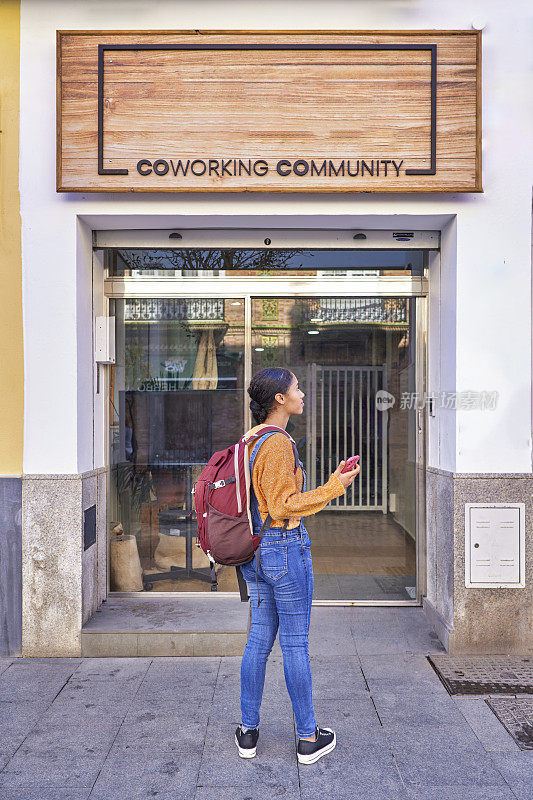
[260,544,288,581]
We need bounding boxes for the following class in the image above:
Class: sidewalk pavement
[0,607,531,800]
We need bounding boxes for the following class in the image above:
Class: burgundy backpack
[192,426,299,600]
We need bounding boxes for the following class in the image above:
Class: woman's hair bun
[248,367,293,425]
[249,399,268,424]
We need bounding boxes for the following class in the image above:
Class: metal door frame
[99,231,430,605]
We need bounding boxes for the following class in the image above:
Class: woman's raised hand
[333,460,361,489]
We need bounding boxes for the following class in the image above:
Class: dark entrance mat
[428,655,533,695]
[487,697,533,749]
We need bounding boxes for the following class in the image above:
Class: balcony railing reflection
[125,298,225,322]
[306,298,408,325]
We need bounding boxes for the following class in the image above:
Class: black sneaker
[297,725,336,764]
[235,725,259,758]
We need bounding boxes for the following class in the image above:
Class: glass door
[102,242,428,601]
[108,297,246,593]
[250,296,421,603]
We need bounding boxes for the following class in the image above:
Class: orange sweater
[244,423,345,530]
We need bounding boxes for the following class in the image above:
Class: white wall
[20,0,533,475]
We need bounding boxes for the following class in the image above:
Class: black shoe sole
[297,730,336,764]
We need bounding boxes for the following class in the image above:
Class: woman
[235,367,359,764]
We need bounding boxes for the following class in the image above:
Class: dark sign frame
[97,42,437,179]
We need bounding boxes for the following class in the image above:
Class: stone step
[81,595,250,657]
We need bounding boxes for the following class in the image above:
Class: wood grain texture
[57,30,481,193]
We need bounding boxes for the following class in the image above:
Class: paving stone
[147,656,221,667]
[0,790,92,800]
[309,609,358,656]
[47,657,152,713]
[73,656,152,675]
[360,654,436,681]
[10,706,122,750]
[406,786,517,800]
[7,658,82,666]
[383,722,489,753]
[214,653,289,701]
[361,654,447,694]
[394,609,445,653]
[137,677,219,705]
[210,692,294,726]
[489,752,533,800]
[298,741,408,800]
[453,697,520,751]
[350,614,411,655]
[367,677,449,700]
[0,659,81,704]
[300,786,407,800]
[116,698,213,736]
[308,654,369,697]
[308,626,358,656]
[92,794,193,800]
[300,778,408,800]
[108,710,210,757]
[405,628,446,654]
[110,733,205,758]
[0,745,106,788]
[139,656,220,701]
[395,609,433,627]
[369,684,464,728]
[0,659,14,676]
[0,700,52,754]
[89,751,202,800]
[0,661,153,788]
[197,721,299,787]
[312,695,384,737]
[195,786,297,800]
[390,738,508,787]
[210,655,298,725]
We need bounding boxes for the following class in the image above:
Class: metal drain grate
[428,655,533,695]
[487,697,533,750]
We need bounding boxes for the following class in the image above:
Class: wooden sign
[57,30,481,193]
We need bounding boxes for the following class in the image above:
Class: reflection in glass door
[105,281,424,602]
[251,296,419,602]
[108,297,246,593]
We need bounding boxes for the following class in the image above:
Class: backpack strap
[246,430,297,607]
[235,564,250,602]
[245,427,299,475]
[240,427,301,607]
[248,431,299,521]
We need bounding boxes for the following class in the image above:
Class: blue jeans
[239,523,316,738]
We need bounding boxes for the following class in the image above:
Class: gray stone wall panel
[0,478,22,656]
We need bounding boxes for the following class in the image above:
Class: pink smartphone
[341,455,360,473]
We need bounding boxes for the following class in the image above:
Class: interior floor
[138,511,416,602]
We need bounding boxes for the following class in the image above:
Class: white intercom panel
[95,316,115,364]
[465,503,525,588]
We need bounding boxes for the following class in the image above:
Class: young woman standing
[235,367,359,764]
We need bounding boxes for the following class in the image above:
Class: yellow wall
[0,0,22,474]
